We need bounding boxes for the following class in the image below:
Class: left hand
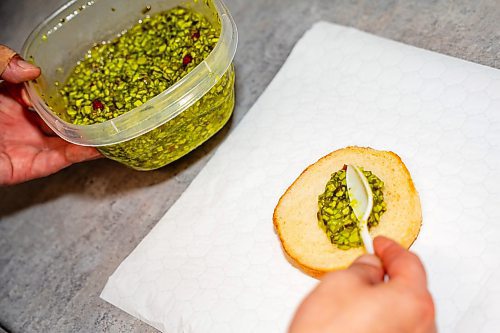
[0,45,101,186]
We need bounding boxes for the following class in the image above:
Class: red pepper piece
[92,99,104,110]
[183,54,193,66]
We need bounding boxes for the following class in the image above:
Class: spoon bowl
[346,165,374,254]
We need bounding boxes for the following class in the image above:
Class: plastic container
[22,0,237,170]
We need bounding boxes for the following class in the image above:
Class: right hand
[289,236,436,333]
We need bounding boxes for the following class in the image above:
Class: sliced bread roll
[273,146,421,278]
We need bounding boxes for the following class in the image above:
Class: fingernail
[355,255,382,268]
[21,88,33,107]
[12,57,38,71]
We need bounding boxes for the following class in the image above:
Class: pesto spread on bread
[318,166,387,249]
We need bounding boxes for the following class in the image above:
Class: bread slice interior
[273,146,422,278]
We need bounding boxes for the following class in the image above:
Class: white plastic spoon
[346,165,374,254]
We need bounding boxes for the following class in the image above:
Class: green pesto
[100,67,234,169]
[317,168,387,250]
[59,6,234,170]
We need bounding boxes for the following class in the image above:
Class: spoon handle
[360,226,374,254]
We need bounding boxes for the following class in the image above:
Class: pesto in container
[58,6,235,170]
[318,167,387,250]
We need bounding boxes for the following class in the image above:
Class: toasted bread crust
[273,146,422,278]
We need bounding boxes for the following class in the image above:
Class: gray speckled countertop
[0,0,499,332]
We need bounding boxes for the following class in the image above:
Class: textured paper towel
[101,22,500,333]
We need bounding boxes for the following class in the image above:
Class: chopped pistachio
[318,169,387,249]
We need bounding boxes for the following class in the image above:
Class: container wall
[98,65,235,170]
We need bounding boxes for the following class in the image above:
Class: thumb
[374,236,428,290]
[21,139,102,185]
[347,254,384,285]
[0,45,41,83]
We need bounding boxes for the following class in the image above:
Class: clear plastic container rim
[21,0,238,147]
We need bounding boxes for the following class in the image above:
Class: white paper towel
[101,22,500,333]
